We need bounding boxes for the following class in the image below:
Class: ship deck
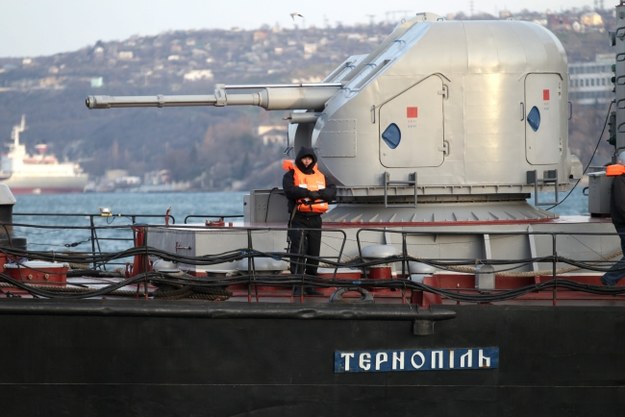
[0,211,623,307]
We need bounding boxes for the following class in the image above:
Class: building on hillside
[183,69,214,81]
[569,54,614,106]
[257,125,286,145]
[580,12,604,30]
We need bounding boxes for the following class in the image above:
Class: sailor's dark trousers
[288,212,322,276]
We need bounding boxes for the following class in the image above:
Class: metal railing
[10,212,178,270]
[1,212,624,305]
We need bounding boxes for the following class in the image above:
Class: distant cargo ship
[0,116,88,194]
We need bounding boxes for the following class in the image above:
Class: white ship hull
[1,173,89,194]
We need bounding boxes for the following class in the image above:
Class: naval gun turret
[87,13,582,223]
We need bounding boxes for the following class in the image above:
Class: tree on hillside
[199,118,284,190]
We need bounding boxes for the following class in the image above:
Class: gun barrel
[86,83,342,111]
[85,95,217,109]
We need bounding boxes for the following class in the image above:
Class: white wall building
[569,54,614,106]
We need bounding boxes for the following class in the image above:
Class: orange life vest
[282,159,329,214]
[606,164,625,176]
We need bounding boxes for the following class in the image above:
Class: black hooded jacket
[282,146,336,214]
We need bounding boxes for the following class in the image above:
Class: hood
[295,146,317,173]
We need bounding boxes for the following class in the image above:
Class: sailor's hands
[308,191,321,200]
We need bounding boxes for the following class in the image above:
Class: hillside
[0,8,617,191]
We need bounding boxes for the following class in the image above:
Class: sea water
[11,187,589,218]
[11,191,246,252]
[13,191,247,219]
[8,187,589,252]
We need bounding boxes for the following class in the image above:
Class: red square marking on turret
[543,89,550,101]
[406,106,418,118]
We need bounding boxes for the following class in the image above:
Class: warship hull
[0,300,623,417]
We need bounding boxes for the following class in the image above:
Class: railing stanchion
[89,215,97,270]
[552,233,558,306]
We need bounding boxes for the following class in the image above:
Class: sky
[1,0,598,58]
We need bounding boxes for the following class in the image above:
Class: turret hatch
[525,73,563,165]
[379,75,445,168]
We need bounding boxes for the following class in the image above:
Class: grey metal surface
[86,16,581,203]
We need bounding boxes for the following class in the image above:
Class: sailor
[282,147,336,294]
[602,150,625,286]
